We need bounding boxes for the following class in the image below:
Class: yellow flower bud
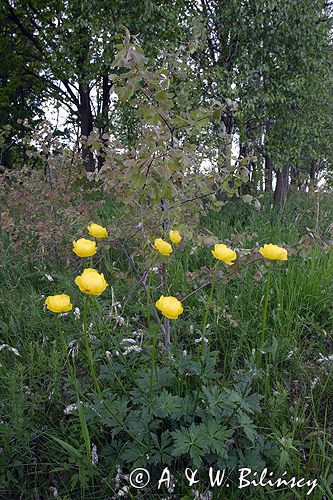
[169,230,182,244]
[87,223,108,238]
[156,295,183,320]
[153,238,173,256]
[259,243,288,261]
[45,294,73,313]
[73,238,97,257]
[75,268,109,296]
[212,243,237,265]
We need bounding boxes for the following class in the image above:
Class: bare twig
[181,257,262,301]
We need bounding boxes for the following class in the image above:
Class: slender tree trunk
[239,141,251,194]
[97,74,110,171]
[290,167,301,190]
[309,161,317,192]
[79,84,94,172]
[216,107,234,200]
[264,154,273,192]
[274,166,289,204]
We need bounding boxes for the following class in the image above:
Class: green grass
[1,193,333,499]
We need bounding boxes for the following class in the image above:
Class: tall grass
[1,193,333,498]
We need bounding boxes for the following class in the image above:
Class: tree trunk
[309,161,317,192]
[239,141,251,194]
[97,74,110,171]
[274,166,289,204]
[264,154,273,192]
[290,167,301,190]
[79,84,95,172]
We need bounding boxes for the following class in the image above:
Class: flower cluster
[152,229,182,256]
[151,235,288,321]
[46,225,288,328]
[45,223,109,312]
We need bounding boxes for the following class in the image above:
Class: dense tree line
[0,0,332,202]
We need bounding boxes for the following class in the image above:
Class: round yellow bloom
[75,268,109,296]
[259,243,288,261]
[153,238,173,256]
[73,238,97,257]
[156,295,183,320]
[45,294,73,313]
[212,243,237,265]
[169,230,182,244]
[87,223,108,238]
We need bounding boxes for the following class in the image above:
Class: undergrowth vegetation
[1,193,333,499]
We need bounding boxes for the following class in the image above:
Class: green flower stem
[162,261,169,294]
[201,263,219,343]
[55,315,91,462]
[147,257,156,407]
[55,315,74,379]
[149,317,164,407]
[91,295,149,449]
[149,327,158,406]
[93,315,128,395]
[83,296,101,396]
[92,297,137,387]
[164,318,171,349]
[192,263,220,414]
[56,310,145,451]
[261,264,272,345]
[147,255,157,335]
[146,254,169,407]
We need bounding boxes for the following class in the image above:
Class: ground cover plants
[1,192,333,499]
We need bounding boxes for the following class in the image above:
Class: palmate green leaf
[201,385,225,417]
[204,419,233,457]
[241,393,263,414]
[219,387,262,415]
[150,431,174,465]
[172,424,208,467]
[152,388,184,419]
[218,388,242,411]
[238,447,266,471]
[120,442,148,466]
[236,410,258,443]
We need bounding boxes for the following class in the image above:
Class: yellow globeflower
[87,223,108,238]
[212,243,237,265]
[259,243,288,261]
[169,230,182,244]
[153,238,173,257]
[73,238,97,257]
[75,268,109,296]
[156,295,183,320]
[45,294,73,313]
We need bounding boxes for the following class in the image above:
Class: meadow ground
[1,193,333,499]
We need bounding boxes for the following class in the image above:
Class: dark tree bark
[290,167,301,190]
[97,74,111,171]
[274,165,289,204]
[308,160,318,192]
[78,84,94,172]
[264,154,273,192]
[239,141,251,194]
